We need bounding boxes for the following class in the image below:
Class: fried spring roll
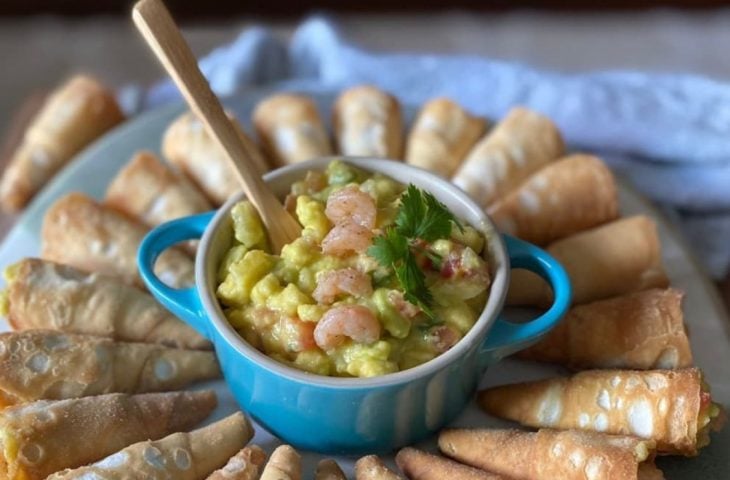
[162,111,268,206]
[0,390,217,480]
[2,258,208,350]
[253,93,332,166]
[47,412,253,479]
[0,330,220,408]
[333,85,403,159]
[439,428,663,480]
[105,151,211,227]
[507,215,669,307]
[452,107,564,208]
[206,445,267,480]
[0,75,124,212]
[41,192,194,288]
[260,445,301,480]
[488,154,618,245]
[355,455,403,480]
[395,447,507,480]
[406,98,487,177]
[478,368,725,455]
[315,458,346,480]
[517,288,692,370]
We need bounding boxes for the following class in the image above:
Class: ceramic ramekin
[138,157,571,454]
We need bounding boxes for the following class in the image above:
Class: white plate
[1,88,729,477]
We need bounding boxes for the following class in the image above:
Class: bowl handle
[478,235,572,364]
[137,212,215,340]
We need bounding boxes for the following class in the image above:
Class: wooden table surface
[1,11,728,313]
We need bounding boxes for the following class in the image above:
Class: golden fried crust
[406,97,487,177]
[488,154,618,245]
[47,413,253,479]
[314,458,346,480]
[0,391,216,480]
[0,330,220,406]
[333,85,404,159]
[206,445,267,480]
[162,111,267,206]
[439,428,662,480]
[253,93,332,166]
[355,455,403,480]
[0,75,124,212]
[41,192,194,288]
[507,215,669,307]
[6,258,209,350]
[105,151,211,227]
[452,107,564,208]
[395,447,507,480]
[259,445,301,480]
[478,369,704,455]
[518,288,692,370]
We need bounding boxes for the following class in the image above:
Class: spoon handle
[133,0,301,252]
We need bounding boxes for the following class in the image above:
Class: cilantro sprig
[367,185,462,317]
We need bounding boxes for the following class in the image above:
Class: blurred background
[1,1,730,305]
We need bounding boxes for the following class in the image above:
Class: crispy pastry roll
[105,151,211,227]
[48,412,253,479]
[41,192,194,288]
[452,107,564,208]
[405,98,487,177]
[253,93,332,166]
[332,85,403,159]
[206,445,267,480]
[163,111,268,206]
[315,458,346,480]
[0,390,217,480]
[0,330,220,408]
[517,288,692,370]
[0,75,124,212]
[507,215,669,307]
[355,455,403,480]
[395,447,507,480]
[260,445,301,480]
[478,368,725,455]
[1,258,208,350]
[488,154,618,245]
[439,428,663,480]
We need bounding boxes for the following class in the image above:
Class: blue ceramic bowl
[138,157,571,454]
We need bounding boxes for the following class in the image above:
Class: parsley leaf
[368,184,462,320]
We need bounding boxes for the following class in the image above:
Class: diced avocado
[250,273,282,307]
[435,301,478,334]
[280,237,319,269]
[217,245,248,283]
[294,350,332,375]
[295,196,330,242]
[217,250,275,307]
[333,340,397,377]
[297,304,327,323]
[267,284,313,317]
[231,201,268,249]
[360,175,404,207]
[372,288,411,339]
[326,159,361,186]
[451,225,485,254]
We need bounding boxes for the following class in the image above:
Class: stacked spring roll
[48,412,252,479]
[0,390,216,479]
[1,258,208,349]
[0,330,220,408]
[333,85,404,159]
[478,368,725,455]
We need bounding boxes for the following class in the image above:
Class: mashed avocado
[216,160,491,378]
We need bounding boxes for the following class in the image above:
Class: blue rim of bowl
[196,157,511,389]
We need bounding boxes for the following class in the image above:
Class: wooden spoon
[132,0,301,253]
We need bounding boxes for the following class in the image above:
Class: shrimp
[314,305,381,350]
[325,185,377,229]
[313,268,373,304]
[321,222,373,256]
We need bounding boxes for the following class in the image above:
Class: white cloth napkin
[122,17,730,279]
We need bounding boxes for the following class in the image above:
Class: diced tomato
[700,391,712,410]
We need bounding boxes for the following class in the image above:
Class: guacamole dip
[216,160,491,377]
